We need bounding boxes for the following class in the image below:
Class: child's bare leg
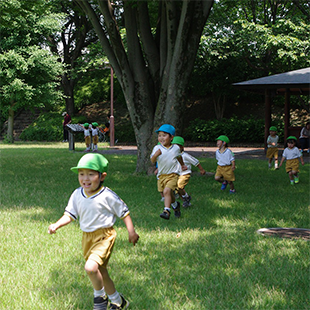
[163,187,173,208]
[85,260,104,290]
[228,181,234,190]
[215,176,224,183]
[178,187,186,197]
[288,171,294,181]
[99,266,116,295]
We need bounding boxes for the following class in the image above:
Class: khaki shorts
[215,165,235,182]
[157,173,178,192]
[285,158,299,173]
[82,227,116,267]
[266,147,278,159]
[177,174,191,190]
[93,135,99,144]
[85,136,91,145]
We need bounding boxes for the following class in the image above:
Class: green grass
[0,143,309,310]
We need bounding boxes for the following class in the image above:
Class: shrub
[183,116,285,143]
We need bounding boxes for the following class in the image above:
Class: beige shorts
[85,136,91,145]
[93,135,99,144]
[266,147,278,159]
[177,174,191,190]
[157,173,178,192]
[215,165,235,182]
[82,227,116,267]
[285,158,299,173]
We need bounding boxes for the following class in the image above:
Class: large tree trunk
[77,0,214,173]
[62,73,75,116]
[7,106,15,143]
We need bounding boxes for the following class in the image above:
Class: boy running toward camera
[48,153,139,310]
[172,136,206,208]
[214,135,236,194]
[150,124,187,220]
[266,126,279,169]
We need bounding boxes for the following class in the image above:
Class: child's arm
[279,156,285,168]
[177,156,187,171]
[231,160,236,171]
[150,149,162,163]
[48,214,72,234]
[197,163,206,175]
[123,215,139,246]
[300,157,305,165]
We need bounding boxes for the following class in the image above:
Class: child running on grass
[172,136,206,208]
[48,153,139,310]
[150,124,187,220]
[279,136,304,185]
[266,126,279,169]
[214,135,236,194]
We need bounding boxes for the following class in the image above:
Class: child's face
[158,131,172,147]
[287,141,295,149]
[217,140,225,148]
[78,168,106,196]
[269,130,276,136]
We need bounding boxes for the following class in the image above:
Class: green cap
[269,126,277,131]
[172,136,184,146]
[216,135,230,143]
[83,123,89,128]
[71,153,109,174]
[92,122,98,127]
[286,136,297,141]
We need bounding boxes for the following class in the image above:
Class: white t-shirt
[91,128,99,136]
[282,146,301,160]
[215,148,235,166]
[84,129,90,137]
[267,135,279,148]
[64,186,129,232]
[178,151,200,176]
[150,144,181,176]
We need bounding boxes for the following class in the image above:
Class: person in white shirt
[266,126,279,169]
[150,124,187,220]
[214,135,236,194]
[48,153,139,310]
[172,136,206,208]
[279,136,304,185]
[91,122,100,152]
[79,122,91,152]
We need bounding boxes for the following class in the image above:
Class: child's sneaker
[109,295,129,310]
[182,195,191,208]
[160,209,170,220]
[294,176,299,184]
[290,181,294,185]
[229,189,236,194]
[94,295,108,310]
[173,202,181,218]
[221,181,228,190]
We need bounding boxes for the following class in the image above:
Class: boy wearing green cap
[172,136,206,207]
[48,153,139,310]
[279,136,304,185]
[266,126,279,169]
[79,123,91,152]
[214,135,236,194]
[150,124,187,220]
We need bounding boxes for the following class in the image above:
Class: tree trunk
[7,106,14,143]
[62,74,75,116]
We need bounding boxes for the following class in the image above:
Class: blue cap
[155,124,175,136]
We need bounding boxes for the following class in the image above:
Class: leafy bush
[183,116,285,143]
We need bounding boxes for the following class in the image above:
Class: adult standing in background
[62,111,71,142]
[299,121,310,153]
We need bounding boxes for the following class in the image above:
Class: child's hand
[129,232,139,246]
[155,149,162,157]
[200,169,206,175]
[181,165,187,171]
[48,224,57,234]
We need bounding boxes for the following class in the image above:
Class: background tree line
[1,0,309,172]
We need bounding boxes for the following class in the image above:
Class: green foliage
[184,116,285,143]
[115,122,136,143]
[19,112,63,141]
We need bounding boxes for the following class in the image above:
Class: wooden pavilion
[233,67,310,147]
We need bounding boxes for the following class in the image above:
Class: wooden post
[69,132,75,151]
[264,89,272,151]
[284,89,290,140]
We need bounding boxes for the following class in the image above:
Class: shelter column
[284,89,290,140]
[264,90,272,150]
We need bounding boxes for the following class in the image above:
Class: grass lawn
[0,143,309,310]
